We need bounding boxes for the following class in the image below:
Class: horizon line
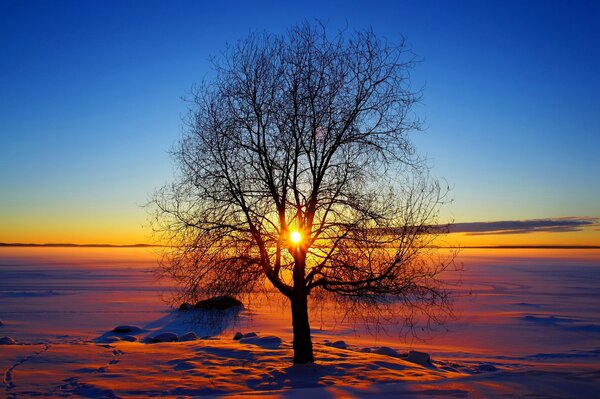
[0,242,158,248]
[1,242,599,250]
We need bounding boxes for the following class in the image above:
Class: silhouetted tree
[151,23,455,364]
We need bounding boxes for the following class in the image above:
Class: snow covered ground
[1,247,599,398]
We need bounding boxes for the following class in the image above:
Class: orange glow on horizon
[1,213,598,248]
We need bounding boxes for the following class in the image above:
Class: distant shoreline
[0,243,159,248]
[444,245,600,249]
[1,243,599,250]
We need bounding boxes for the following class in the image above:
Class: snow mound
[230,331,258,340]
[374,346,401,357]
[180,332,198,341]
[152,332,179,343]
[195,296,243,310]
[405,350,431,366]
[326,340,348,349]
[113,325,141,333]
[0,336,16,345]
[239,335,282,349]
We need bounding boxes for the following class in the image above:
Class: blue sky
[0,0,598,244]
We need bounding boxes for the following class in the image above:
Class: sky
[1,0,599,245]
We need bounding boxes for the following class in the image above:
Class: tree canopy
[151,23,455,363]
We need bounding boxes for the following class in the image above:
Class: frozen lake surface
[1,247,599,398]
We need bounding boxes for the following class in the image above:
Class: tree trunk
[291,291,314,363]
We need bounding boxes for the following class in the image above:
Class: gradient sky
[1,0,599,245]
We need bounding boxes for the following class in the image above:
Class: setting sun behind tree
[290,231,301,244]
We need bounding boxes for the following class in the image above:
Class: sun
[290,231,301,243]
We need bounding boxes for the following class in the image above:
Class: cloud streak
[449,217,599,236]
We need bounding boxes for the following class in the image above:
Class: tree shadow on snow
[94,307,242,343]
[246,362,343,394]
[144,307,242,338]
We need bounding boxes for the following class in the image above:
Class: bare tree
[151,23,455,364]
